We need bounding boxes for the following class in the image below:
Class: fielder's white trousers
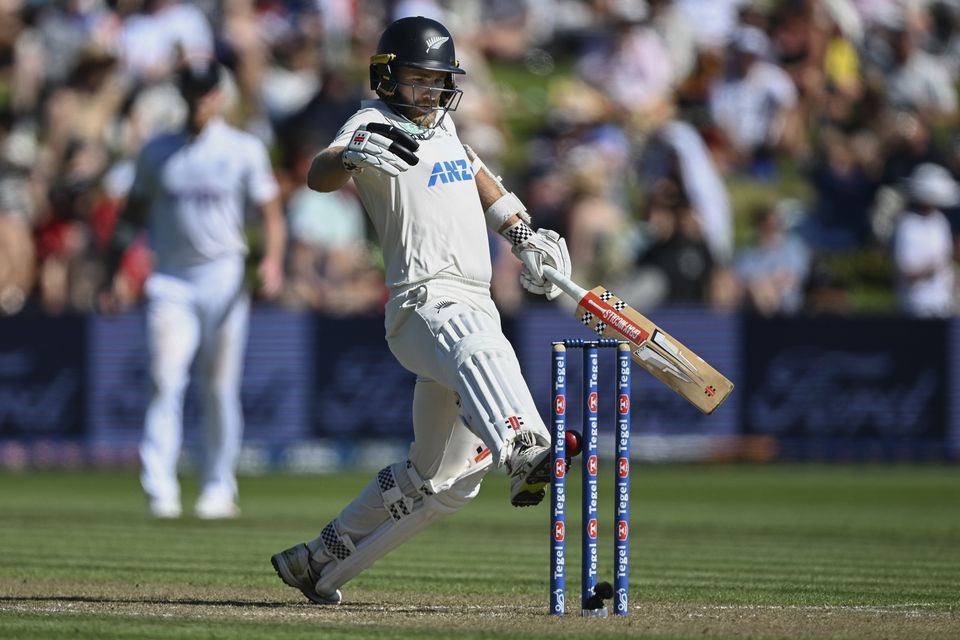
[139,256,249,506]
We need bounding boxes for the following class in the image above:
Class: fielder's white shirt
[332,101,491,292]
[130,118,279,272]
[893,208,955,317]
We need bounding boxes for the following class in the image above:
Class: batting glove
[342,122,420,177]
[511,228,571,301]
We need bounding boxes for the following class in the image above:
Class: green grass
[1,466,958,639]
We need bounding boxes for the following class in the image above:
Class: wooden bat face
[576,286,734,414]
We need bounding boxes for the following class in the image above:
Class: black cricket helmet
[369,16,464,123]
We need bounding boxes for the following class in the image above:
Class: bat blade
[575,286,733,414]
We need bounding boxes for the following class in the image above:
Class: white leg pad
[435,306,549,467]
[310,460,489,596]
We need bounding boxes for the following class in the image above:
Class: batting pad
[311,461,488,596]
[435,306,549,467]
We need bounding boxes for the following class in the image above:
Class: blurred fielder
[104,61,286,519]
[271,16,572,605]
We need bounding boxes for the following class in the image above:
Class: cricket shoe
[148,497,181,519]
[194,493,239,520]
[507,435,552,507]
[271,544,342,605]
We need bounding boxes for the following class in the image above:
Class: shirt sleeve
[127,144,156,204]
[246,138,280,205]
[331,109,385,148]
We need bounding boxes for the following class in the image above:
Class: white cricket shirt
[893,208,955,317]
[130,118,278,272]
[332,101,490,292]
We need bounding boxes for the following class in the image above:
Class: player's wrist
[486,191,531,234]
[500,218,535,247]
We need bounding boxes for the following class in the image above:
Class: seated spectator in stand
[803,127,879,250]
[632,178,715,306]
[118,0,214,82]
[708,26,800,176]
[282,148,384,315]
[648,0,698,86]
[735,205,811,316]
[879,110,943,188]
[576,10,674,118]
[638,111,733,263]
[884,19,957,122]
[892,163,958,318]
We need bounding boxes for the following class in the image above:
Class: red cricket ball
[565,430,583,457]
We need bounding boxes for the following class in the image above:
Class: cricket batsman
[271,16,572,604]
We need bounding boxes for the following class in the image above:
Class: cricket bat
[542,265,733,414]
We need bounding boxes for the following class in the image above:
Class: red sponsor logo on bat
[581,292,650,343]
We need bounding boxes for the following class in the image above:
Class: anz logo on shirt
[427,160,473,188]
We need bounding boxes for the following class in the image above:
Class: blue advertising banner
[742,315,951,460]
[0,314,86,439]
[310,315,416,440]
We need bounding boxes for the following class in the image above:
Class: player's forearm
[260,196,286,263]
[307,146,351,192]
[466,146,532,237]
[104,198,148,282]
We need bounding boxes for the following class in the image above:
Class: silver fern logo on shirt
[425,36,449,52]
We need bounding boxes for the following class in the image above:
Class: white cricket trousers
[323,277,546,551]
[139,256,249,505]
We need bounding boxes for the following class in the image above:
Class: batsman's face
[392,67,448,125]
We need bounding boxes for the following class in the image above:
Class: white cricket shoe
[194,493,239,520]
[271,544,342,605]
[507,435,552,507]
[148,497,182,519]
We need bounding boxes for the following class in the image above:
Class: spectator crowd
[0,0,958,319]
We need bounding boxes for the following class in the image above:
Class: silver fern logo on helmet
[425,36,449,52]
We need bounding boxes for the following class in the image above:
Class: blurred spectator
[118,0,214,82]
[803,126,879,250]
[708,26,801,176]
[648,0,698,86]
[675,0,747,50]
[282,147,384,315]
[632,178,715,306]
[0,185,33,314]
[638,113,733,262]
[883,19,957,121]
[892,163,958,317]
[734,204,811,316]
[576,10,674,119]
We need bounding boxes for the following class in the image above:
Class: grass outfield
[0,466,957,639]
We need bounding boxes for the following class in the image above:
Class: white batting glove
[342,122,420,177]
[510,227,571,301]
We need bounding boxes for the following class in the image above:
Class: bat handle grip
[542,265,588,301]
